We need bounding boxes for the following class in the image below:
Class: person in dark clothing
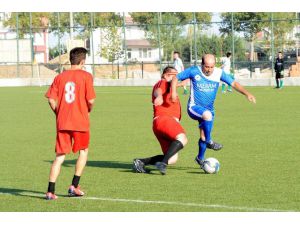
[274,52,284,89]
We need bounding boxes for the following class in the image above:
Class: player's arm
[171,68,191,102]
[231,81,256,104]
[171,76,179,102]
[45,77,58,114]
[48,98,57,114]
[87,99,95,113]
[86,74,96,113]
[153,88,163,106]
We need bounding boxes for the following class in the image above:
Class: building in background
[88,15,161,64]
[0,12,49,64]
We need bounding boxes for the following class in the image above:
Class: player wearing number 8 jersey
[45,47,96,200]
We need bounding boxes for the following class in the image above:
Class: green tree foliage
[180,34,246,63]
[220,12,297,61]
[130,12,212,61]
[101,26,123,62]
[220,12,269,61]
[4,12,122,37]
[49,45,67,60]
[267,13,297,52]
[222,35,247,61]
[4,12,51,38]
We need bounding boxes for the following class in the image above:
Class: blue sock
[197,139,207,160]
[202,120,213,144]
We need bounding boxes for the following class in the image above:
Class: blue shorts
[187,105,215,128]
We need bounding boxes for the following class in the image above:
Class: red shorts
[152,116,185,154]
[55,130,90,155]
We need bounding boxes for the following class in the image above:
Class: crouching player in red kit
[45,47,96,200]
[133,66,188,175]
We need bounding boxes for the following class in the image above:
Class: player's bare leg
[68,149,88,197]
[75,149,88,176]
[46,154,66,200]
[167,153,178,165]
[49,154,66,183]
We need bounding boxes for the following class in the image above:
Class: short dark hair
[173,51,180,56]
[161,66,177,78]
[278,51,282,54]
[162,66,177,74]
[70,47,88,65]
[226,52,232,57]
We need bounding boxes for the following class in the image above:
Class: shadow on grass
[186,171,207,175]
[44,160,204,175]
[0,187,47,200]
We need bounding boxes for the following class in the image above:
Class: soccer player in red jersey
[133,66,188,175]
[45,47,96,200]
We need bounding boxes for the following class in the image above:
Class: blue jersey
[177,66,234,111]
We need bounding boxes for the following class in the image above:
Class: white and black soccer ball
[203,157,220,174]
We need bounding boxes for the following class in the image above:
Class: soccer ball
[203,157,220,174]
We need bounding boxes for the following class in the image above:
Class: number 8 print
[65,82,76,103]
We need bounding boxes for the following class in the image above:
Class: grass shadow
[0,187,47,200]
[44,159,133,170]
[186,171,207,175]
[44,160,203,175]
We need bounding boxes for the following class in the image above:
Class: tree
[4,12,51,38]
[100,26,123,75]
[130,12,212,61]
[180,34,247,64]
[220,12,269,61]
[221,35,247,61]
[264,13,297,53]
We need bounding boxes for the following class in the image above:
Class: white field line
[0,191,292,212]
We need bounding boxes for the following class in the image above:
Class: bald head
[201,54,216,76]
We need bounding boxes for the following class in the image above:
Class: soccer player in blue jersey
[171,54,256,169]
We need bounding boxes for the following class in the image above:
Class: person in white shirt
[173,51,188,95]
[221,52,233,93]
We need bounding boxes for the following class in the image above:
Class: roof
[126,39,152,47]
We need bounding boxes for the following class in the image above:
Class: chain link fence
[0,12,299,80]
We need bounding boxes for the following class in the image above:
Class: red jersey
[45,69,96,131]
[152,79,181,120]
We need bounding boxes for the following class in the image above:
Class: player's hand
[154,96,163,106]
[247,94,256,104]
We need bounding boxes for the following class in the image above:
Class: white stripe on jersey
[188,106,203,118]
[197,66,222,82]
[190,81,195,106]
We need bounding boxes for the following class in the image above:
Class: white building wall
[0,39,31,63]
[126,26,146,40]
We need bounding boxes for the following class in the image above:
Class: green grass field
[0,86,299,212]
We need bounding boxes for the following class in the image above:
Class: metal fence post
[57,12,62,73]
[117,61,120,79]
[157,12,162,74]
[16,12,19,78]
[90,12,95,77]
[122,12,128,79]
[249,61,252,78]
[231,12,235,73]
[271,12,274,78]
[142,61,144,79]
[30,12,34,78]
[193,12,197,65]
